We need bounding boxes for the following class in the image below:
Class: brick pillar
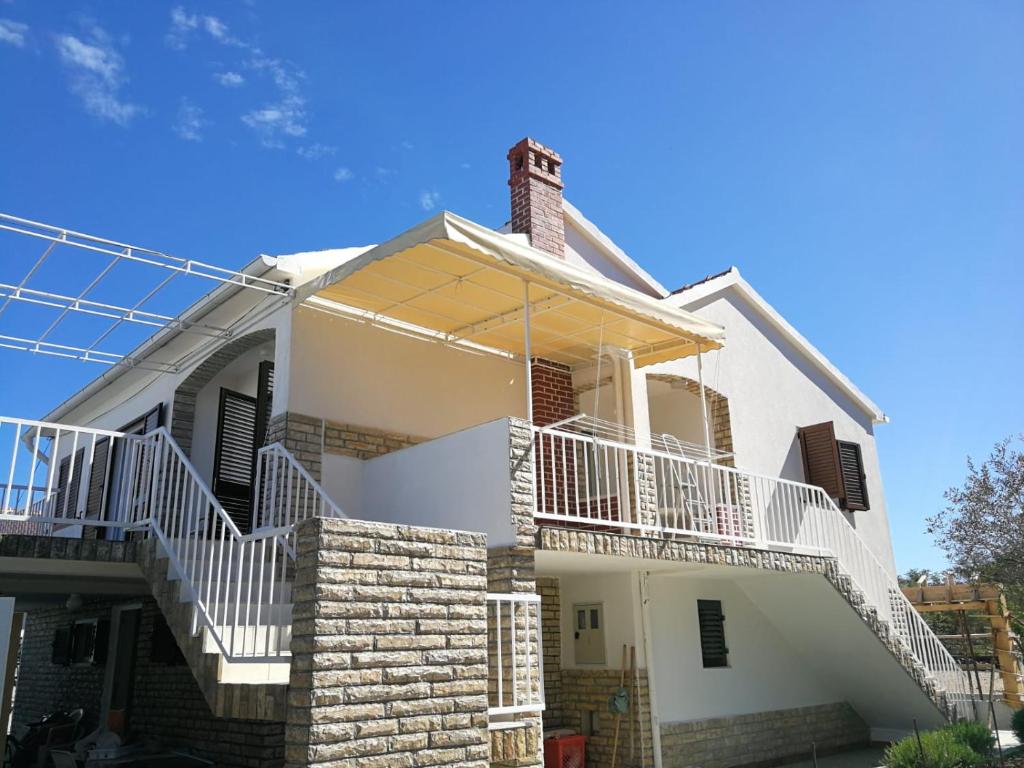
[286,517,490,768]
[508,138,565,259]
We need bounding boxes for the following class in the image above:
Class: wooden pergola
[901,581,1022,710]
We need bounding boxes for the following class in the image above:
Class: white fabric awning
[297,211,725,367]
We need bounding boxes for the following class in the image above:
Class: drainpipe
[638,571,664,768]
[523,279,533,424]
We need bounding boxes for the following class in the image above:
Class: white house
[0,138,975,768]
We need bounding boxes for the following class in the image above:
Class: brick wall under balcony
[12,596,285,768]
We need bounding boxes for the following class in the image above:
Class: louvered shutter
[142,403,163,434]
[697,599,728,668]
[212,388,258,533]
[797,422,845,500]
[255,361,275,448]
[837,441,869,511]
[84,437,111,523]
[54,448,86,519]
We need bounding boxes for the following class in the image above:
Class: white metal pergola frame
[0,213,294,373]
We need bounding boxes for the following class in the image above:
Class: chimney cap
[507,137,563,190]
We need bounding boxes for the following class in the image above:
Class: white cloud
[241,56,307,147]
[460,162,471,170]
[297,143,336,160]
[167,7,244,49]
[375,167,394,181]
[165,6,197,50]
[174,97,205,141]
[400,140,414,150]
[419,190,440,211]
[55,26,142,126]
[333,167,354,182]
[0,18,28,47]
[214,71,244,87]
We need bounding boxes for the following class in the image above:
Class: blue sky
[0,2,1021,574]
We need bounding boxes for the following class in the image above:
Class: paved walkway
[779,747,885,768]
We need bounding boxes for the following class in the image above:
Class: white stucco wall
[647,573,838,723]
[320,418,518,547]
[648,288,896,575]
[647,382,710,448]
[287,306,527,439]
[557,571,645,670]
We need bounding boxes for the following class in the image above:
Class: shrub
[884,729,988,768]
[1013,708,1024,744]
[945,721,996,756]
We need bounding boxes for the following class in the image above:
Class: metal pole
[696,344,713,462]
[523,280,533,424]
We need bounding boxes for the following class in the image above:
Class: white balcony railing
[532,424,974,717]
[487,592,545,719]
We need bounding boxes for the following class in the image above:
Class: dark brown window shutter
[837,441,870,511]
[84,437,111,522]
[255,361,275,448]
[697,599,728,668]
[797,421,845,500]
[55,448,86,518]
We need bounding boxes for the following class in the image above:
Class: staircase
[534,423,978,723]
[0,417,344,721]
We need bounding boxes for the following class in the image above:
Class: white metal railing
[532,425,973,716]
[253,442,346,555]
[0,416,342,662]
[487,593,545,719]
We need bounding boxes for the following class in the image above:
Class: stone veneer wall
[285,516,490,768]
[659,702,869,768]
[13,596,285,768]
[264,411,423,482]
[560,669,654,768]
[536,577,561,729]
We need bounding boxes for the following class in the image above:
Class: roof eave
[672,268,889,425]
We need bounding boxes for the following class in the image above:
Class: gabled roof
[561,200,670,298]
[669,267,888,425]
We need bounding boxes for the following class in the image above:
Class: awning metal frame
[0,212,294,371]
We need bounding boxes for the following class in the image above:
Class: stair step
[204,623,292,657]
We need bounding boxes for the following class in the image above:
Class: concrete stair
[138,539,290,721]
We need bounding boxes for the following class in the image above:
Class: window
[697,599,728,668]
[797,422,870,511]
[54,619,109,666]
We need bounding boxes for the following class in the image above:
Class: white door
[573,603,605,665]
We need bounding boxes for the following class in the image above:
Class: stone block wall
[264,411,423,482]
[285,516,490,768]
[659,702,869,768]
[12,596,285,768]
[536,577,562,729]
[559,668,654,768]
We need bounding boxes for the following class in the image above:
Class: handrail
[0,416,338,662]
[254,442,346,531]
[531,424,973,716]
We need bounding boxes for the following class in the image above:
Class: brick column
[286,517,490,768]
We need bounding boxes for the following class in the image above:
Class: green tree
[928,435,1024,615]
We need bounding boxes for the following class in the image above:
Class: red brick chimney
[507,137,565,258]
